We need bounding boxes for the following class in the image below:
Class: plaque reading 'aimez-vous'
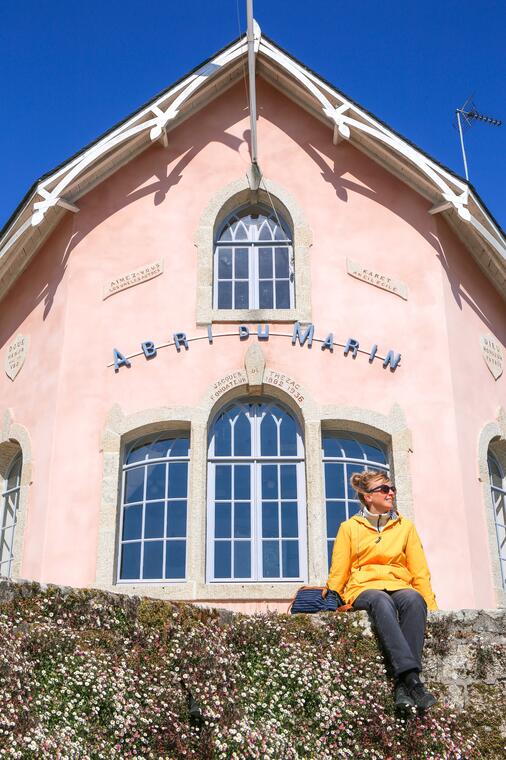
[103,260,164,300]
[346,258,408,300]
[480,334,503,380]
[5,334,29,381]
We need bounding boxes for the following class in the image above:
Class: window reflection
[322,432,389,570]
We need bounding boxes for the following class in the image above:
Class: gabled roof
[1,27,505,302]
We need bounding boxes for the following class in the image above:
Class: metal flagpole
[246,0,261,189]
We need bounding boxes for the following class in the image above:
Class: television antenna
[455,96,502,182]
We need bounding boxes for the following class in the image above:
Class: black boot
[403,670,437,710]
[394,681,415,708]
[408,681,437,710]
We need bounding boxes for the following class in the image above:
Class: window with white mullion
[257,245,292,309]
[258,245,275,309]
[322,433,389,570]
[0,496,17,577]
[488,452,506,589]
[214,205,294,311]
[248,245,257,310]
[215,245,250,309]
[1,455,21,579]
[208,400,306,582]
[123,455,189,471]
[211,457,301,464]
[212,460,253,580]
[118,434,189,583]
[259,461,302,580]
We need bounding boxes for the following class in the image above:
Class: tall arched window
[214,205,294,310]
[488,451,506,590]
[1,454,22,578]
[322,432,389,569]
[118,434,190,582]
[207,400,306,581]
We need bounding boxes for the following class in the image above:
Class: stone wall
[1,578,505,752]
[349,606,506,712]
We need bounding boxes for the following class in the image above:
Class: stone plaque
[103,259,164,299]
[480,335,503,380]
[264,370,304,405]
[5,334,29,380]
[346,258,408,300]
[209,371,247,403]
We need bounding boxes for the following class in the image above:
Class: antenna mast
[455,97,502,182]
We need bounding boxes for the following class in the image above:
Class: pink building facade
[1,34,505,612]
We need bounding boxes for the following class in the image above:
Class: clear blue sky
[1,0,505,231]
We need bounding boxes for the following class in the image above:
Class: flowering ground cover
[0,582,496,758]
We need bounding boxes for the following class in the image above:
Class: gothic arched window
[214,206,294,310]
[207,400,306,581]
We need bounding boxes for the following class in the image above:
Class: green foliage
[0,584,499,758]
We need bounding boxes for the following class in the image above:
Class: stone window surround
[0,410,32,580]
[478,408,506,608]
[195,177,312,326]
[95,374,414,602]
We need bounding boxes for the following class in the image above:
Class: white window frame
[0,454,21,579]
[117,433,190,584]
[322,432,389,569]
[213,206,295,311]
[206,400,307,583]
[488,451,506,590]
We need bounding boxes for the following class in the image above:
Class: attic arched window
[213,205,294,310]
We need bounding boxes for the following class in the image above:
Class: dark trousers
[353,588,427,678]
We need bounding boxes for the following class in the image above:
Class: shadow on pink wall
[261,83,504,339]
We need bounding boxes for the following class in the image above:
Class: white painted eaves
[0,31,504,303]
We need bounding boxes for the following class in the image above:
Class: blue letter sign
[113,348,131,372]
[292,322,314,348]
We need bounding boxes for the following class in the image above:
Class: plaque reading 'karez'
[347,258,408,300]
[103,260,164,299]
[480,335,503,380]
[5,334,29,380]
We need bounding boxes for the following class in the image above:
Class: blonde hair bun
[350,470,389,506]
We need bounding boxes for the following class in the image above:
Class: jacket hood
[351,511,401,531]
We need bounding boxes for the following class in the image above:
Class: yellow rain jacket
[327,513,438,610]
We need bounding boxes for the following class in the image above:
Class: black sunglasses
[367,484,396,494]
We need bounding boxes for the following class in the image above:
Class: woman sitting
[326,469,437,710]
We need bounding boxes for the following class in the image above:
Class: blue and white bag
[288,586,350,614]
